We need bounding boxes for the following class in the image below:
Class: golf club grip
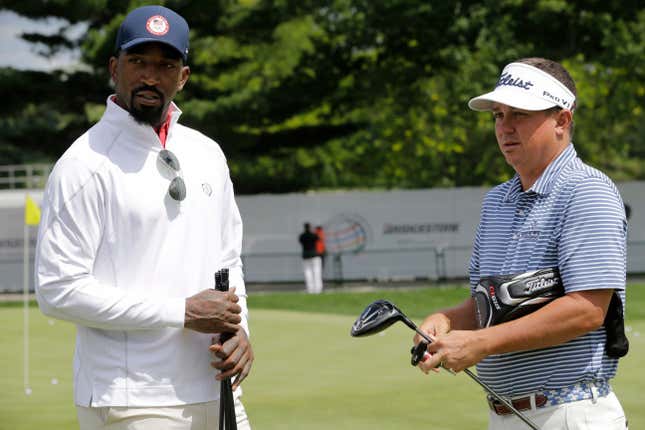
[214,269,238,430]
[408,319,455,374]
[214,269,235,344]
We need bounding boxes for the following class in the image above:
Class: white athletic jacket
[35,96,248,407]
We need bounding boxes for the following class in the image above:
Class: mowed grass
[1,283,643,429]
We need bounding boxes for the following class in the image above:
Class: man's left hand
[209,328,254,390]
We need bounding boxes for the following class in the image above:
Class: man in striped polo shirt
[414,58,628,429]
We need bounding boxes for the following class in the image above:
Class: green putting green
[1,284,643,429]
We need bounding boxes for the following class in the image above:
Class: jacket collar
[102,96,182,148]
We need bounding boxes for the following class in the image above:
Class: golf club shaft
[409,321,539,430]
[462,369,539,430]
[219,378,237,430]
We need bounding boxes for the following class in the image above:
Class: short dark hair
[517,57,576,105]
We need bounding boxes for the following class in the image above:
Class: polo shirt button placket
[512,204,524,240]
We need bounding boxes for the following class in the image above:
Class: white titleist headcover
[468,62,575,112]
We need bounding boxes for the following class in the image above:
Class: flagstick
[23,223,31,396]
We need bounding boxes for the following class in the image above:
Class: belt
[487,380,611,416]
[488,394,547,416]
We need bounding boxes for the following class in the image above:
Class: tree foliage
[2,0,644,193]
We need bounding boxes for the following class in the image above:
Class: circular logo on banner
[146,15,170,36]
[323,213,371,254]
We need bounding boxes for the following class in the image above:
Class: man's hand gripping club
[210,327,254,390]
[184,288,253,388]
[412,308,487,374]
[184,288,242,333]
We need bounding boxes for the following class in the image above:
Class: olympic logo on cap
[146,15,170,36]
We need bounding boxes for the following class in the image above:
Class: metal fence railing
[238,246,467,285]
[241,241,645,286]
[0,164,53,189]
[2,239,645,293]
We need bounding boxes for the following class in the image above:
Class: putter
[351,300,539,430]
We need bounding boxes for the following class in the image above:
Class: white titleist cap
[468,62,576,112]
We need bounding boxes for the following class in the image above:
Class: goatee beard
[130,104,164,127]
[129,86,165,127]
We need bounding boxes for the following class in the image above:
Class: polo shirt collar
[503,143,577,202]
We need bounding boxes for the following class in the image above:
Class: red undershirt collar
[110,96,174,148]
[155,106,174,148]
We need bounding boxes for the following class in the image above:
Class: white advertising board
[1,182,643,291]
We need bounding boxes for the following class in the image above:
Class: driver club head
[350,299,407,337]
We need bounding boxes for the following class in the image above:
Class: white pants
[303,256,323,294]
[488,391,627,430]
[77,394,251,430]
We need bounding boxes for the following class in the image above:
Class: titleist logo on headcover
[496,72,534,90]
[525,276,559,293]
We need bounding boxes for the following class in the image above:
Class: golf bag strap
[603,291,629,358]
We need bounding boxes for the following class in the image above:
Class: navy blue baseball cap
[115,5,189,61]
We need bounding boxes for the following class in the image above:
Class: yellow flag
[25,195,41,226]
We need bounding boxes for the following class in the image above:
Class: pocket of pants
[567,394,627,430]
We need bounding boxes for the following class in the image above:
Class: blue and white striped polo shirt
[469,143,627,397]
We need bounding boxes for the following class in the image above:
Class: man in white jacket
[35,5,253,429]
